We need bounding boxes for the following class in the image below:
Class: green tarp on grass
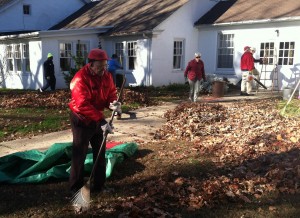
[0,142,138,184]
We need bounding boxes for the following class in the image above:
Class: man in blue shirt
[108,54,123,86]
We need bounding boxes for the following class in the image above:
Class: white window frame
[127,41,137,70]
[115,42,124,67]
[217,33,234,69]
[23,43,30,72]
[6,45,14,72]
[259,41,295,66]
[278,41,295,66]
[260,42,275,65]
[173,39,184,70]
[6,43,30,74]
[59,41,89,73]
[59,42,72,73]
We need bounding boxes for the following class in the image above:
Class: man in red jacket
[184,52,206,102]
[68,48,121,193]
[240,46,256,96]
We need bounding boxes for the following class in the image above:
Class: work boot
[240,92,248,96]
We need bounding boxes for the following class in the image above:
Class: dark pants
[41,77,56,91]
[69,112,106,192]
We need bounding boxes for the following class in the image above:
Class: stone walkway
[0,102,178,157]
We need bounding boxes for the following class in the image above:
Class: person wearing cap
[240,46,263,95]
[240,46,255,96]
[68,48,121,194]
[39,53,56,92]
[184,52,206,102]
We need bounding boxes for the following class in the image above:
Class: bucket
[212,81,225,97]
[283,88,292,100]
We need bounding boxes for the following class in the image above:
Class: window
[23,5,30,15]
[127,41,137,70]
[6,45,13,71]
[115,42,124,66]
[60,41,89,72]
[6,43,30,73]
[76,42,88,68]
[173,40,184,69]
[23,44,30,71]
[278,42,294,65]
[15,44,22,71]
[260,42,275,65]
[60,43,72,72]
[217,33,234,68]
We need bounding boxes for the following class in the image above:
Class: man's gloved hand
[109,100,122,114]
[184,76,188,85]
[99,119,114,134]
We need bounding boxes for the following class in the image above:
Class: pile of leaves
[0,88,154,110]
[115,99,300,216]
[0,90,70,109]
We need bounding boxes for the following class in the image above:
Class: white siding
[151,0,216,86]
[198,21,300,90]
[0,0,85,32]
[0,33,99,89]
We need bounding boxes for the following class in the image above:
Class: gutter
[196,16,300,28]
[0,32,39,41]
[39,26,113,37]
[0,26,113,41]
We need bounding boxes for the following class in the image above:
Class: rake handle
[88,75,126,181]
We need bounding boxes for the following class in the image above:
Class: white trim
[39,27,113,37]
[196,16,300,28]
[0,26,113,40]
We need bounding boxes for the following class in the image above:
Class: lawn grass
[278,98,300,117]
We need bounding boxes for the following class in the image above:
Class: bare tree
[0,46,11,88]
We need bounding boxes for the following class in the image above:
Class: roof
[195,0,300,25]
[50,0,189,36]
[0,0,13,7]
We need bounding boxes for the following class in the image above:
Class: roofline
[0,26,114,40]
[40,26,113,37]
[0,0,20,13]
[195,16,300,27]
[0,31,39,41]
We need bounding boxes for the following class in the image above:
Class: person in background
[39,53,56,92]
[108,54,123,119]
[240,46,262,96]
[68,48,122,194]
[184,52,206,102]
[108,54,123,86]
[250,47,264,90]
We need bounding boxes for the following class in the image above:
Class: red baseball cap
[244,46,250,51]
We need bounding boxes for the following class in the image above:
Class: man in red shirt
[240,46,262,95]
[184,52,206,102]
[68,48,121,194]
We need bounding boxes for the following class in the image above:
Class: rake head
[71,182,91,213]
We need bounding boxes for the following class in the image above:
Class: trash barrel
[283,87,292,100]
[212,81,225,97]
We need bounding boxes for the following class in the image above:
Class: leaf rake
[71,76,126,212]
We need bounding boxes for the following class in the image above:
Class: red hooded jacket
[69,63,117,123]
[240,51,255,71]
[184,59,205,81]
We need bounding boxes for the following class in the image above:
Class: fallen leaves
[116,99,300,215]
